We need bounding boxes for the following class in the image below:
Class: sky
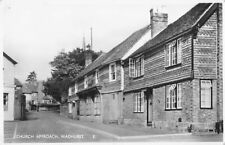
[3,0,211,83]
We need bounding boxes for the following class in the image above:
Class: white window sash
[141,55,144,76]
[129,58,135,77]
[177,38,182,64]
[109,63,116,81]
[133,93,137,112]
[177,83,182,109]
[200,80,212,108]
[166,86,170,109]
[140,91,144,112]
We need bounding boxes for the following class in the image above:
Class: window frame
[84,76,88,89]
[133,91,144,113]
[165,83,182,111]
[109,63,116,82]
[129,55,144,78]
[4,93,8,111]
[200,80,213,109]
[95,69,99,84]
[165,38,182,68]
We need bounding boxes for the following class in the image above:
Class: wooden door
[147,89,153,126]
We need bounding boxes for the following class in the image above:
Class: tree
[43,48,102,102]
[26,71,37,83]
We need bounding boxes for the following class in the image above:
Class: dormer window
[109,63,116,81]
[165,38,182,67]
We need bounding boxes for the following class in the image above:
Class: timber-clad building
[65,3,222,132]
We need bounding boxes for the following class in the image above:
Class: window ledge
[200,107,213,109]
[129,75,144,80]
[165,108,182,111]
[133,112,144,113]
[165,63,182,70]
[109,79,116,82]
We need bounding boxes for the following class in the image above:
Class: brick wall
[123,79,217,131]
[123,90,147,126]
[192,79,217,130]
[102,91,123,124]
[152,81,193,131]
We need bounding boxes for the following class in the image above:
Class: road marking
[13,122,18,139]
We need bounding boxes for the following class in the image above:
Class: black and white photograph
[2,0,223,143]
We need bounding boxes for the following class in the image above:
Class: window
[4,93,8,111]
[129,55,144,78]
[165,83,182,110]
[75,83,78,93]
[200,80,212,109]
[109,63,116,81]
[133,91,144,113]
[165,38,182,67]
[94,95,101,115]
[84,76,88,88]
[95,70,99,84]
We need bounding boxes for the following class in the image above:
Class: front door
[147,89,153,126]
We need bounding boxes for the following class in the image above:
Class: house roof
[131,3,213,57]
[3,52,17,64]
[102,25,150,65]
[75,25,150,80]
[14,78,22,87]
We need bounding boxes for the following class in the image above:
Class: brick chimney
[85,44,92,67]
[150,8,168,38]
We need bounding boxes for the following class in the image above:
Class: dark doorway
[147,88,153,126]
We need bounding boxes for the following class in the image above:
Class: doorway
[147,89,153,126]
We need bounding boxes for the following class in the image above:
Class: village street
[4,111,223,143]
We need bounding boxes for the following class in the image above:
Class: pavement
[3,111,224,143]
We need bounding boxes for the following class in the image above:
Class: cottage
[123,3,222,131]
[3,52,26,120]
[69,20,159,124]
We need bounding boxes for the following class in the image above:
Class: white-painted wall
[3,57,16,121]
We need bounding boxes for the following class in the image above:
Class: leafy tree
[26,71,37,83]
[43,48,102,102]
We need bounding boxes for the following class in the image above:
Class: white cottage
[3,52,17,121]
